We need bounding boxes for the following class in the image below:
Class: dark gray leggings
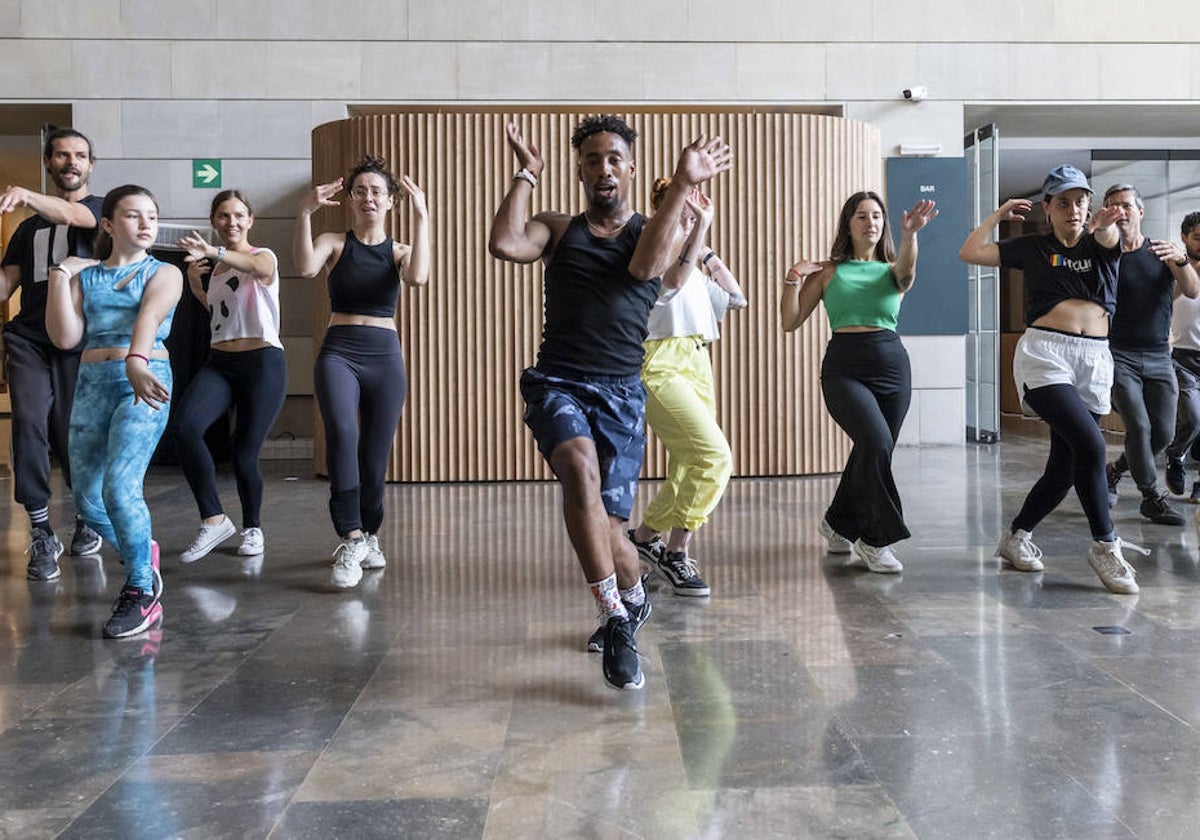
[314,326,407,537]
[820,330,912,548]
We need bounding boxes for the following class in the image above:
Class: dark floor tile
[271,798,487,839]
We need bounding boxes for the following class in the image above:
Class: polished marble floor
[5,432,1200,838]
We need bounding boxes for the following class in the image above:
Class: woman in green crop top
[780,190,937,573]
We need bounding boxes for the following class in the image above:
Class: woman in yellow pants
[629,179,746,596]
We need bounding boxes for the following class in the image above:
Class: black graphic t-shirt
[998,231,1121,326]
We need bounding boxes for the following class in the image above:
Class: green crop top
[823,260,901,331]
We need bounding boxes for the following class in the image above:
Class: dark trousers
[1110,347,1176,495]
[1013,383,1113,540]
[172,347,287,528]
[314,326,407,537]
[820,330,912,547]
[1166,348,1200,463]
[4,331,80,514]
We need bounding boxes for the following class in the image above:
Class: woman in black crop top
[293,155,430,589]
[959,164,1145,595]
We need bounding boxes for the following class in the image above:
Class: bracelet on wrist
[703,251,717,265]
[49,263,70,277]
[513,168,538,188]
[125,353,149,365]
[216,245,226,262]
[783,279,802,287]
[1176,256,1189,268]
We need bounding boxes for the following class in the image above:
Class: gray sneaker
[27,531,64,581]
[69,518,103,556]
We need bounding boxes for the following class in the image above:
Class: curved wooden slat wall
[310,109,881,483]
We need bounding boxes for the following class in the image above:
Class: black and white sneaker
[601,615,645,690]
[1167,458,1187,496]
[627,529,666,566]
[1141,493,1184,526]
[69,518,103,556]
[654,550,711,597]
[26,531,64,581]
[587,596,652,653]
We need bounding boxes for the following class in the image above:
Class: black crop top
[997,231,1121,325]
[327,231,401,317]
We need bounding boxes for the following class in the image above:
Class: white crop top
[1172,292,1200,352]
[646,266,733,342]
[206,248,282,349]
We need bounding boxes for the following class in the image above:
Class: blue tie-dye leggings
[68,359,171,591]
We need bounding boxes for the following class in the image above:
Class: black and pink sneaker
[103,587,163,639]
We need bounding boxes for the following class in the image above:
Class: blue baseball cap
[1041,164,1092,197]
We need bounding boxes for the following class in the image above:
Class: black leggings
[1013,383,1113,540]
[173,347,287,528]
[314,325,407,537]
[820,330,912,547]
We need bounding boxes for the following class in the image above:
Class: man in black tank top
[1101,185,1200,525]
[489,115,732,691]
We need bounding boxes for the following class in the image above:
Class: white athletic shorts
[1013,327,1113,416]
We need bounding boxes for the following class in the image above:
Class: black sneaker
[601,615,644,690]
[627,529,666,566]
[1106,462,1123,508]
[1167,458,1187,496]
[1141,493,1185,526]
[655,550,711,597]
[26,531,64,581]
[587,596,652,653]
[103,587,163,638]
[69,518,103,556]
[1191,481,1200,505]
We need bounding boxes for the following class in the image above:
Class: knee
[551,441,601,498]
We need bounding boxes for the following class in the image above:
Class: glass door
[965,124,1000,443]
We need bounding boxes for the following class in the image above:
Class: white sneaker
[819,518,853,554]
[361,533,386,569]
[995,529,1044,572]
[851,539,903,574]
[180,517,237,563]
[330,538,368,589]
[238,527,264,556]
[1087,537,1148,595]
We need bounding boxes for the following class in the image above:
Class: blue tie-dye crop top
[78,256,175,350]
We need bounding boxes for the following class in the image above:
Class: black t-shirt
[0,194,103,349]
[997,231,1121,326]
[536,213,659,379]
[1109,239,1176,352]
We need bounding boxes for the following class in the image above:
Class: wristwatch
[1176,256,1190,268]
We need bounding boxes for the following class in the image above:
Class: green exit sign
[192,159,222,188]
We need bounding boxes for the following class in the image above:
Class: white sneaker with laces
[819,518,853,554]
[238,527,264,556]
[995,529,1044,572]
[851,539,903,574]
[180,517,237,563]
[1087,537,1149,594]
[362,533,386,569]
[330,538,368,589]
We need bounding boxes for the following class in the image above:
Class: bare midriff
[213,337,274,352]
[328,313,396,331]
[1030,299,1109,337]
[81,347,170,363]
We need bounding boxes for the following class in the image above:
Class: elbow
[627,259,659,282]
[957,246,972,263]
[1187,286,1200,300]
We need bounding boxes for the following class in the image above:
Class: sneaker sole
[360,557,386,570]
[69,537,103,557]
[27,567,62,582]
[330,568,364,589]
[653,563,711,597]
[238,545,264,556]
[604,670,646,690]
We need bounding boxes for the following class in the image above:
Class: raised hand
[685,189,714,227]
[995,198,1033,222]
[786,260,825,285]
[1149,239,1189,266]
[674,136,733,188]
[299,178,344,216]
[0,186,32,216]
[505,122,544,177]
[177,230,214,264]
[1091,204,1124,230]
[398,176,428,217]
[900,199,939,234]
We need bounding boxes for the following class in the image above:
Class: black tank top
[537,213,659,378]
[327,231,401,317]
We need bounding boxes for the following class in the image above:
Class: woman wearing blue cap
[960,164,1146,594]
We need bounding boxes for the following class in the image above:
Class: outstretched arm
[0,187,98,228]
[1090,205,1122,250]
[488,122,564,263]
[661,190,713,291]
[628,135,733,281]
[293,179,343,278]
[959,198,1031,267]
[891,199,938,291]
[178,230,276,281]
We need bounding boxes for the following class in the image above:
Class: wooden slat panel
[311,109,880,482]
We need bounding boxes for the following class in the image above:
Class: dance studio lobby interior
[6,4,1200,838]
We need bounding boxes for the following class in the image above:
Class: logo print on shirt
[1050,254,1092,272]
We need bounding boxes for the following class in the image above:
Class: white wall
[3,0,1197,445]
